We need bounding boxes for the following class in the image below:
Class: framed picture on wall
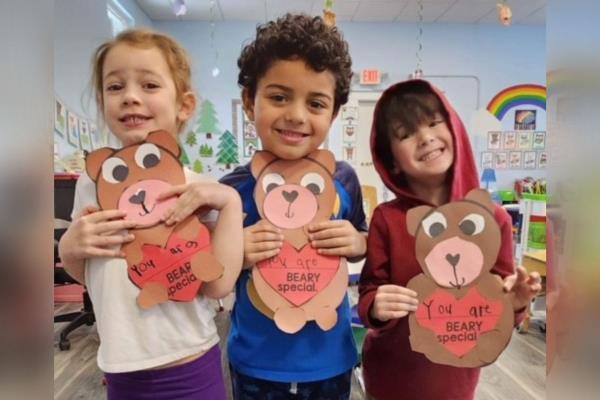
[503,131,516,149]
[538,151,548,169]
[481,152,493,169]
[518,131,532,150]
[523,151,536,169]
[488,131,501,150]
[54,98,66,137]
[343,124,356,142]
[495,152,507,169]
[79,119,92,152]
[509,151,522,169]
[341,105,358,122]
[89,122,104,149]
[66,111,80,148]
[243,139,258,157]
[532,131,546,149]
[514,109,536,130]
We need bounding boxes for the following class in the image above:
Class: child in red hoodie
[358,80,542,400]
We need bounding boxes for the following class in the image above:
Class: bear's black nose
[445,253,460,267]
[282,190,298,204]
[129,190,146,205]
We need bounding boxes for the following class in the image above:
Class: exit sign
[360,69,381,85]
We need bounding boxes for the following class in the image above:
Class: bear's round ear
[307,150,336,175]
[250,151,277,178]
[86,147,116,182]
[464,189,495,213]
[407,205,434,237]
[146,130,180,158]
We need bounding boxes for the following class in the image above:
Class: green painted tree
[193,159,204,173]
[199,144,213,157]
[179,146,191,166]
[195,99,220,139]
[185,131,197,146]
[216,130,239,169]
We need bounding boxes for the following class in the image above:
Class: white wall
[54,0,152,158]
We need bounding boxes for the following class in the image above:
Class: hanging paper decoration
[497,2,512,26]
[323,0,336,27]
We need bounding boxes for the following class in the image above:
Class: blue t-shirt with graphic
[220,161,367,382]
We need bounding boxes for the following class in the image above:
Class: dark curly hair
[238,13,353,114]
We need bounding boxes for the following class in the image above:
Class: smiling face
[101,44,193,145]
[390,113,455,185]
[243,59,336,160]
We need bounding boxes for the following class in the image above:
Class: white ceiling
[136,0,545,25]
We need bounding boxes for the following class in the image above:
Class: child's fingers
[377,292,419,306]
[79,205,101,216]
[315,247,348,256]
[307,220,344,232]
[87,247,127,258]
[379,285,418,298]
[85,209,128,223]
[308,227,346,241]
[246,248,281,265]
[156,184,186,201]
[248,240,282,253]
[311,236,348,249]
[252,231,284,243]
[250,220,281,233]
[95,219,138,234]
[384,301,419,313]
[91,233,135,248]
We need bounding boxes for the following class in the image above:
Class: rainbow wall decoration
[486,84,546,121]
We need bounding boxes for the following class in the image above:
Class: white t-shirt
[72,169,220,373]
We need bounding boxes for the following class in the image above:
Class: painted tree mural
[193,159,204,174]
[199,144,213,157]
[185,131,197,146]
[216,130,239,169]
[195,99,220,139]
[180,146,191,166]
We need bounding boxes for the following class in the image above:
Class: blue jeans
[230,365,352,400]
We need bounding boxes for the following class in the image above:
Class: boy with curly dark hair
[220,13,367,399]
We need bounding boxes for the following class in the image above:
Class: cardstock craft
[250,150,348,334]
[406,189,514,367]
[85,130,224,309]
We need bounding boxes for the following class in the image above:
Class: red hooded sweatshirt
[358,80,523,400]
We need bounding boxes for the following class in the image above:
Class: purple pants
[105,345,226,400]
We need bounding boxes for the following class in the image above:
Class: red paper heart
[256,241,340,306]
[415,287,504,357]
[128,224,212,302]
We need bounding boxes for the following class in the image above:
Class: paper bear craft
[248,150,348,334]
[406,189,513,367]
[85,130,224,309]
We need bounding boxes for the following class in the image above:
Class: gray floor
[54,296,546,399]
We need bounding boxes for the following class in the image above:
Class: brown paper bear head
[251,150,337,230]
[85,130,183,228]
[407,189,501,289]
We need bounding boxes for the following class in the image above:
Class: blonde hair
[91,29,193,133]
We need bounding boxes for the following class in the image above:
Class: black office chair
[54,175,95,351]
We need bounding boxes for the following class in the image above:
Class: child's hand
[243,220,283,268]
[503,265,542,311]
[58,206,137,265]
[307,220,366,258]
[370,285,419,322]
[159,182,239,226]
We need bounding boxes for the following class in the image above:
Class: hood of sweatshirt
[370,79,479,207]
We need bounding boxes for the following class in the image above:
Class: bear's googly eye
[134,143,161,169]
[459,213,485,236]
[262,173,285,193]
[102,157,129,184]
[300,173,325,195]
[421,211,447,238]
